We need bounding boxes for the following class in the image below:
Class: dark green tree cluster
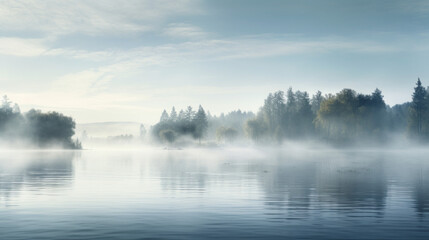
[408,78,429,138]
[315,88,388,142]
[0,96,80,148]
[152,105,208,144]
[152,79,428,145]
[245,88,314,142]
[243,79,429,144]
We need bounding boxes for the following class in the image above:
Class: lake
[1,147,429,239]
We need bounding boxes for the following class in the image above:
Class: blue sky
[0,0,428,123]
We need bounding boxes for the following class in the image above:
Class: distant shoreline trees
[152,78,429,145]
[151,105,209,144]
[0,96,81,149]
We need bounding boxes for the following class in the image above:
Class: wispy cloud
[0,0,202,36]
[0,38,47,56]
[163,23,210,39]
[50,35,409,63]
[36,34,416,96]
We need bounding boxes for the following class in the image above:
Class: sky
[1,0,429,124]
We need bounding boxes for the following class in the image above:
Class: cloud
[41,34,412,96]
[0,0,202,36]
[48,35,404,62]
[53,70,113,95]
[0,38,47,56]
[3,33,425,123]
[163,23,209,39]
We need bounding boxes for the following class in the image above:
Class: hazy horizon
[1,0,429,124]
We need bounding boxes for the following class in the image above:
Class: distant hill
[76,122,145,138]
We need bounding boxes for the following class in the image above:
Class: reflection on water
[0,151,75,207]
[1,148,429,239]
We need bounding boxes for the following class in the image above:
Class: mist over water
[1,147,429,239]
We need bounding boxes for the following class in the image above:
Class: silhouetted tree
[311,91,324,114]
[295,91,314,136]
[25,109,79,148]
[193,105,208,143]
[409,78,427,138]
[159,129,176,144]
[315,88,388,143]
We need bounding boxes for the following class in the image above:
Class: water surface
[1,148,429,239]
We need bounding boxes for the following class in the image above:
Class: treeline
[152,79,429,145]
[151,106,255,144]
[0,96,80,148]
[151,106,209,144]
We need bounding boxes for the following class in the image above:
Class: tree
[25,110,78,148]
[160,109,169,122]
[286,88,297,112]
[170,107,177,122]
[409,78,427,137]
[387,102,410,132]
[193,105,208,143]
[285,88,297,137]
[314,88,388,143]
[216,126,238,143]
[296,91,314,136]
[184,106,195,122]
[315,89,359,142]
[12,103,20,114]
[261,91,286,138]
[1,95,12,111]
[311,91,324,114]
[245,117,267,142]
[159,129,176,144]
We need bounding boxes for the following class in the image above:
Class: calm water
[1,147,429,239]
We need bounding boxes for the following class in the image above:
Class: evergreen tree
[2,95,12,111]
[193,105,208,143]
[178,110,185,121]
[409,78,427,137]
[286,88,297,113]
[284,88,298,137]
[296,91,314,136]
[170,107,178,122]
[160,109,169,122]
[311,91,324,114]
[184,106,195,122]
[261,91,285,139]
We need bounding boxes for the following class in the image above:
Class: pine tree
[184,106,195,122]
[193,105,208,143]
[160,109,169,122]
[409,78,427,137]
[311,91,324,114]
[170,107,177,122]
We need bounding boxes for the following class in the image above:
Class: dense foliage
[151,105,209,144]
[0,96,80,148]
[152,79,429,145]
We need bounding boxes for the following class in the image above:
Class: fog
[73,81,429,151]
[2,79,429,151]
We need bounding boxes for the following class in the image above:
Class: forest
[151,79,429,146]
[1,79,428,148]
[0,96,80,149]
